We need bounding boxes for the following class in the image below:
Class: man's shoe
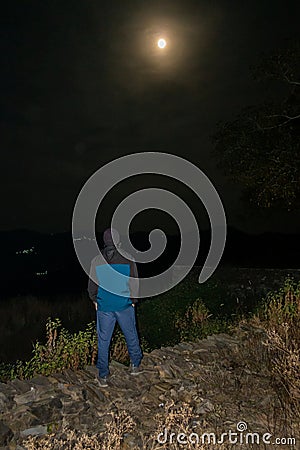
[96,375,108,387]
[129,364,144,376]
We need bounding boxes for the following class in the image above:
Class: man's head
[103,228,120,247]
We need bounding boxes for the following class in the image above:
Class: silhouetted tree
[212,41,300,210]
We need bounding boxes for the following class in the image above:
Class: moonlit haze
[158,38,167,48]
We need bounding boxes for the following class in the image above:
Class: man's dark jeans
[96,305,142,378]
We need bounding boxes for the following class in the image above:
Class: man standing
[88,228,143,387]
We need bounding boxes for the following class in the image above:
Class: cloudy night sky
[1,0,299,235]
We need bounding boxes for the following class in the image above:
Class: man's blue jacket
[88,245,139,312]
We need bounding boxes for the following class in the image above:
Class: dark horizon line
[0,226,299,238]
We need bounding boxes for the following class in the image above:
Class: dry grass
[232,277,300,440]
[22,403,210,450]
[254,278,300,419]
[24,400,298,449]
[110,328,130,364]
[23,410,135,450]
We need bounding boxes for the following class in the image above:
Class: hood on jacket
[103,228,120,261]
[103,228,120,247]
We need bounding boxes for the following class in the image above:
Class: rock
[154,364,174,379]
[9,379,31,394]
[0,421,13,446]
[110,360,128,369]
[0,393,11,414]
[8,407,40,434]
[195,400,214,414]
[31,398,63,423]
[14,388,37,405]
[176,342,195,350]
[19,425,48,438]
[28,375,52,387]
[84,384,107,405]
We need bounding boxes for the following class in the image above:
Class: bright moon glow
[158,38,167,49]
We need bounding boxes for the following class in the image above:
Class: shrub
[110,323,152,365]
[0,318,98,382]
[253,277,300,418]
[109,326,130,365]
[0,316,152,382]
[175,298,230,342]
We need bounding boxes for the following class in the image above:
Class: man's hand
[93,301,97,311]
[131,298,138,307]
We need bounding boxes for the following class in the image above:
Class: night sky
[1,0,299,234]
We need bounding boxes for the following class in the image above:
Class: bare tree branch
[260,114,300,130]
[283,75,300,86]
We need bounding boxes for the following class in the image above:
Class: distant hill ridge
[0,227,299,297]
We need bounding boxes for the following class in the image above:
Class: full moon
[158,38,167,49]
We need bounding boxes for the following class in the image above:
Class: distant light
[36,270,48,277]
[158,38,167,49]
[16,246,35,255]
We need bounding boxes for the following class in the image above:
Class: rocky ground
[0,324,299,449]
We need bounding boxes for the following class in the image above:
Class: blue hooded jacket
[87,229,139,312]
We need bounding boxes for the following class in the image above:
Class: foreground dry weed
[23,410,135,450]
[23,403,211,450]
[110,328,130,364]
[25,401,294,450]
[255,278,300,420]
[21,373,299,449]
